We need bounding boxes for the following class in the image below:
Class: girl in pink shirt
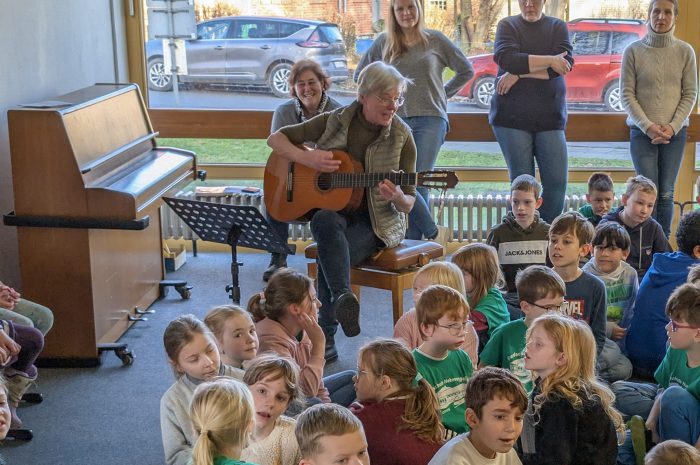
[249,268,356,406]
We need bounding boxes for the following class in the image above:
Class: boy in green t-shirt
[611,283,700,453]
[413,284,474,438]
[578,172,615,227]
[479,265,566,393]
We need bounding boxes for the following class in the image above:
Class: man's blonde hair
[624,175,657,197]
[295,403,363,458]
[416,284,470,339]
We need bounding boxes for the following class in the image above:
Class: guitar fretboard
[329,172,418,188]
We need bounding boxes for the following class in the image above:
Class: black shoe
[324,342,338,363]
[333,292,360,337]
[262,253,287,282]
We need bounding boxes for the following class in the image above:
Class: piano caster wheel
[116,348,134,366]
[7,429,33,441]
[22,393,43,404]
[175,285,192,300]
[160,280,192,300]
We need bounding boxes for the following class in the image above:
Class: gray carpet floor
[4,249,409,465]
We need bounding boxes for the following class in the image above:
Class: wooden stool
[304,239,444,324]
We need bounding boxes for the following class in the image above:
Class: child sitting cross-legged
[429,367,528,465]
[452,243,510,353]
[612,283,700,465]
[480,265,567,394]
[393,261,479,366]
[413,284,474,438]
[350,338,444,465]
[160,315,244,465]
[517,314,625,465]
[190,377,259,465]
[582,222,637,382]
[295,403,369,465]
[204,305,259,370]
[240,354,302,465]
[250,268,355,407]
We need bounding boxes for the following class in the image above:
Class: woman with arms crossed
[489,0,573,224]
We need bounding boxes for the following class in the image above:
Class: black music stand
[163,197,294,304]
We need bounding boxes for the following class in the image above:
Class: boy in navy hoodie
[624,209,700,378]
[600,175,671,279]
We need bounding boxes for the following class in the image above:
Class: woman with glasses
[267,61,417,361]
[489,0,573,223]
[621,0,697,238]
[355,0,473,245]
[262,59,344,282]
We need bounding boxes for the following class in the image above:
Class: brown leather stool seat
[304,239,444,324]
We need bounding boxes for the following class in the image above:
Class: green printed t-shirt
[655,347,700,401]
[214,457,258,465]
[413,348,473,435]
[480,318,533,393]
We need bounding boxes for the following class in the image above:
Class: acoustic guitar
[264,149,458,223]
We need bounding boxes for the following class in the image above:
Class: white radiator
[162,192,616,244]
[160,191,313,241]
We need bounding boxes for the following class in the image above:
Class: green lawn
[159,137,634,169]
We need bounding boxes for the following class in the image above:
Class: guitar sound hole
[317,173,332,191]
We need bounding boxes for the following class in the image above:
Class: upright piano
[6,83,197,365]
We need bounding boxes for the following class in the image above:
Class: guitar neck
[330,172,418,188]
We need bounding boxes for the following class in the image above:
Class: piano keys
[6,84,197,365]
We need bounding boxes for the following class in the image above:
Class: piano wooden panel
[8,84,196,364]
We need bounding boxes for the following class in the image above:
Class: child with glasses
[480,265,566,394]
[350,338,444,465]
[612,283,700,465]
[413,284,474,438]
[582,222,637,382]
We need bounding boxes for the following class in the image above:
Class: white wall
[0,0,128,288]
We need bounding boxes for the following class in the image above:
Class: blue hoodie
[599,206,672,279]
[624,252,699,376]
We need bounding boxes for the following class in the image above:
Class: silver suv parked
[146,16,349,97]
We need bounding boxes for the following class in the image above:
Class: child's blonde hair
[688,263,700,286]
[242,353,303,411]
[414,261,466,296]
[295,403,364,459]
[451,242,504,305]
[204,304,252,342]
[625,175,657,197]
[190,377,255,465]
[247,268,313,322]
[163,314,214,378]
[645,439,700,465]
[527,314,625,439]
[416,284,470,339]
[359,338,444,443]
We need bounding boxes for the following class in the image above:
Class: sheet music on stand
[163,197,293,304]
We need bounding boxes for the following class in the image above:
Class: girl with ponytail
[350,338,444,465]
[190,377,258,465]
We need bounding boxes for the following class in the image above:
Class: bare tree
[460,0,506,54]
[545,0,567,20]
[594,0,649,20]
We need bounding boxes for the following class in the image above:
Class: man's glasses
[525,301,567,314]
[670,320,700,333]
[374,94,405,107]
[435,321,472,336]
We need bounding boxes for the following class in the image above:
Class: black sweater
[517,381,618,465]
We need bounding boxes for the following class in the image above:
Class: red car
[457,18,646,111]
